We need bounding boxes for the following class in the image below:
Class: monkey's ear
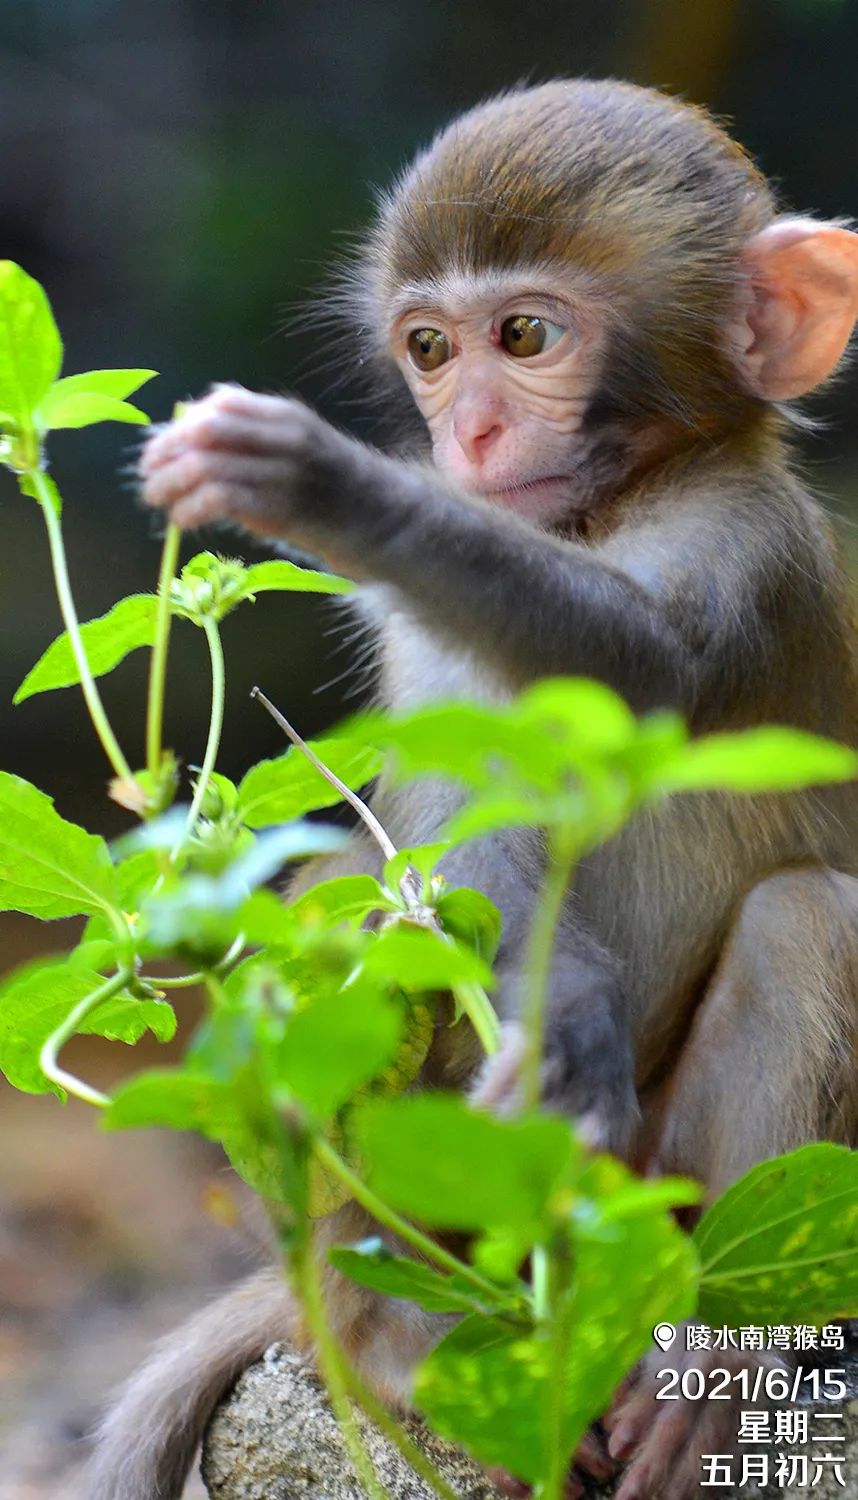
[733,220,858,400]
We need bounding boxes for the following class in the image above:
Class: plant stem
[520,828,578,1113]
[170,615,225,861]
[149,933,246,989]
[536,1233,574,1500]
[291,1227,387,1500]
[146,522,181,778]
[40,966,133,1107]
[28,471,134,784]
[452,980,500,1056]
[340,1361,459,1500]
[313,1137,505,1305]
[251,686,397,860]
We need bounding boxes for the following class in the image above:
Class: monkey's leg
[606,867,858,1500]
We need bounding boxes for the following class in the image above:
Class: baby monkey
[90,80,858,1500]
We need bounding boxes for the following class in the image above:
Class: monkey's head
[354,80,858,524]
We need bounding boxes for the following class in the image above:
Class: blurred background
[2,1,858,1495]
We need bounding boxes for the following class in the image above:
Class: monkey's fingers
[143,449,281,509]
[604,1379,653,1460]
[612,1398,708,1500]
[573,1423,617,1483]
[486,1468,584,1500]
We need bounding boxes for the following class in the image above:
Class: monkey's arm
[140,388,767,714]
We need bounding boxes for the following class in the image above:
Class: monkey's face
[389,268,606,525]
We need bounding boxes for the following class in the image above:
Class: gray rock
[202,1336,858,1499]
[201,1344,503,1500]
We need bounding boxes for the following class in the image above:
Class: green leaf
[105,1068,236,1137]
[518,678,639,753]
[0,262,62,428]
[370,702,543,789]
[358,924,494,991]
[355,1094,578,1231]
[237,738,383,828]
[284,875,397,933]
[435,888,502,964]
[35,367,156,423]
[330,1239,492,1314]
[14,594,159,703]
[654,728,858,795]
[273,988,403,1118]
[242,559,355,596]
[695,1143,858,1325]
[0,772,119,919]
[416,1197,696,1481]
[0,960,175,1096]
[35,391,150,429]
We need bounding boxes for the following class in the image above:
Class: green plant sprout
[0,261,856,1500]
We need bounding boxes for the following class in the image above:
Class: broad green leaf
[695,1143,858,1325]
[0,262,62,428]
[416,1196,696,1481]
[242,559,355,596]
[369,702,550,789]
[284,875,396,932]
[445,792,559,841]
[34,391,149,429]
[435,888,502,964]
[307,997,435,1218]
[0,772,119,918]
[237,739,383,828]
[655,728,858,795]
[0,961,175,1096]
[358,924,494,991]
[105,1068,236,1137]
[35,368,156,426]
[518,678,638,752]
[81,848,163,948]
[330,1239,493,1314]
[416,1315,543,1476]
[14,595,159,703]
[355,1094,578,1231]
[273,987,403,1118]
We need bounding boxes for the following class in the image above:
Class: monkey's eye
[407,328,452,372]
[500,315,564,358]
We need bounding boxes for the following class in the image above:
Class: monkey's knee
[656,867,858,1195]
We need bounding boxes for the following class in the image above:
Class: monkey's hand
[603,1340,791,1500]
[140,385,378,558]
[474,960,639,1158]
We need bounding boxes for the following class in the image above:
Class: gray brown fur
[88,78,858,1500]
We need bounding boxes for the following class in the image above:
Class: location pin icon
[653,1322,676,1352]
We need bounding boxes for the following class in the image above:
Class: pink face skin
[388,269,605,525]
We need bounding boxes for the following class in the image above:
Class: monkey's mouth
[480,475,570,501]
[478,475,573,519]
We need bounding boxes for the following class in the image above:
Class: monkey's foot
[488,1421,617,1499]
[603,1346,788,1499]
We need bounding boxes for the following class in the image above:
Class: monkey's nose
[452,414,503,464]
